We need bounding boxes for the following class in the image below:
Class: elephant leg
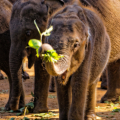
[10,64,24,111]
[49,76,56,92]
[0,70,4,80]
[4,71,25,110]
[101,59,120,103]
[100,68,108,90]
[33,57,50,113]
[19,81,25,108]
[4,71,12,110]
[56,77,72,120]
[69,66,89,120]
[85,80,98,120]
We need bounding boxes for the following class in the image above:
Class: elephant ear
[77,8,88,25]
[77,6,90,49]
[46,0,65,16]
[0,1,12,34]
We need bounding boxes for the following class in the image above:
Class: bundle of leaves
[26,20,63,62]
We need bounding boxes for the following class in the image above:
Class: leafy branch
[26,20,63,62]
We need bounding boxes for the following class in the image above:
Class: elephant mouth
[60,68,70,84]
[61,70,68,80]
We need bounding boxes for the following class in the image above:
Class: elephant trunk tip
[38,43,53,55]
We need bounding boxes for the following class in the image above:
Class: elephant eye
[74,41,80,48]
[26,30,32,36]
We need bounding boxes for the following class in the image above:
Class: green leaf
[25,102,34,109]
[112,108,120,112]
[9,110,14,113]
[23,117,30,120]
[31,91,35,97]
[42,49,64,63]
[16,112,22,116]
[28,39,42,49]
[19,107,25,112]
[0,107,5,111]
[9,118,15,120]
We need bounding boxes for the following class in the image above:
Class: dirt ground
[0,64,120,120]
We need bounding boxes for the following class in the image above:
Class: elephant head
[39,4,90,84]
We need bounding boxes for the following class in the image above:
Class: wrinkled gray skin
[0,0,13,110]
[39,4,110,120]
[0,0,30,110]
[9,0,73,112]
[0,0,30,81]
[80,0,120,103]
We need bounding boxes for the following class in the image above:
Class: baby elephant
[39,3,111,120]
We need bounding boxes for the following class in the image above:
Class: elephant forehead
[21,5,47,17]
[52,18,84,33]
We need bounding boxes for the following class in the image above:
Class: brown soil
[0,65,120,120]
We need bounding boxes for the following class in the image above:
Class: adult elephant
[9,0,74,112]
[0,0,13,110]
[80,0,120,102]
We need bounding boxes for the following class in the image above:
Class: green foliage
[31,112,58,118]
[28,39,42,49]
[31,91,35,97]
[27,20,63,62]
[112,108,120,112]
[9,117,30,120]
[42,49,64,63]
[48,95,57,99]
[0,89,8,94]
[9,118,15,120]
[23,117,30,120]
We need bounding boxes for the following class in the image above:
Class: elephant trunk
[39,44,70,76]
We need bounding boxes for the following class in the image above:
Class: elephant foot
[10,97,20,111]
[85,113,96,120]
[22,71,30,80]
[33,105,48,113]
[5,102,11,111]
[5,99,25,111]
[100,92,119,103]
[19,101,25,109]
[0,72,4,80]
